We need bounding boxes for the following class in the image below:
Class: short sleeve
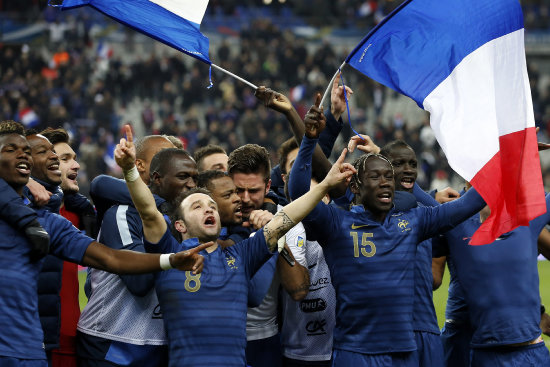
[285,222,307,267]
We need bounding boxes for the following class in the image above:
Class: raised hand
[255,86,293,114]
[114,124,136,171]
[330,73,353,121]
[304,93,326,139]
[170,242,214,274]
[322,148,356,189]
[347,134,381,154]
[243,209,274,230]
[435,187,461,203]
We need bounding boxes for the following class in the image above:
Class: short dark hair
[0,120,25,137]
[40,127,70,145]
[379,140,413,158]
[228,144,271,181]
[197,170,229,191]
[278,138,299,175]
[194,144,227,171]
[149,148,193,178]
[168,187,212,239]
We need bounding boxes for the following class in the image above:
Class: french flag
[346,0,546,245]
[96,41,113,59]
[59,0,211,64]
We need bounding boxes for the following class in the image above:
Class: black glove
[25,219,50,262]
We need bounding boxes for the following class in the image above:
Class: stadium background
[2,0,550,349]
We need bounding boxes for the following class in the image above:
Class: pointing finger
[314,93,321,108]
[336,148,348,165]
[124,125,133,144]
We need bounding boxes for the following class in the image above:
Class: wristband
[160,253,174,270]
[123,166,140,182]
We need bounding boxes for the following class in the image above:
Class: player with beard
[228,144,286,367]
[288,102,487,367]
[113,124,355,367]
[78,148,198,367]
[0,121,206,367]
[39,127,96,367]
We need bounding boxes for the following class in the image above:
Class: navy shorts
[471,341,550,367]
[411,330,444,367]
[331,349,416,367]
[440,321,473,367]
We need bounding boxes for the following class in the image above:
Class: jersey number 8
[184,271,202,292]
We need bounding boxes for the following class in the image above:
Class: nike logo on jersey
[351,224,371,229]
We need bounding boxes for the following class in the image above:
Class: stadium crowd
[1,1,550,367]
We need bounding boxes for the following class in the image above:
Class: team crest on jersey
[398,219,411,232]
[296,236,305,248]
[226,255,238,270]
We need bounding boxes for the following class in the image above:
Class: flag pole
[320,61,346,107]
[211,63,258,89]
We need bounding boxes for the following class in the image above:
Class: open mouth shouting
[377,191,393,205]
[400,176,415,190]
[204,215,217,228]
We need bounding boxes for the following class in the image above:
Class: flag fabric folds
[60,0,211,64]
[346,0,546,245]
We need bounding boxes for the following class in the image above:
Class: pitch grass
[78,261,550,348]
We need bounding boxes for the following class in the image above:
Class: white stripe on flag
[149,0,209,25]
[423,29,533,182]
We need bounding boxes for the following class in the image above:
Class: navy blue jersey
[0,209,91,360]
[412,237,440,334]
[288,136,485,354]
[414,186,550,347]
[144,229,274,367]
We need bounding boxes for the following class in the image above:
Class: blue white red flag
[59,0,211,64]
[346,0,546,245]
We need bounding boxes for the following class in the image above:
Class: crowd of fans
[1,1,550,196]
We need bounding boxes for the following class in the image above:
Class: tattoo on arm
[264,211,295,252]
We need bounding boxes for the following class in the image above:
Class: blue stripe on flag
[345,0,523,107]
[61,0,210,64]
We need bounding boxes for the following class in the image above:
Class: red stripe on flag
[469,127,546,245]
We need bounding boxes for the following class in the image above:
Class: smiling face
[208,176,242,226]
[27,134,61,185]
[0,133,33,194]
[385,145,417,193]
[352,156,395,222]
[178,193,221,242]
[54,142,80,194]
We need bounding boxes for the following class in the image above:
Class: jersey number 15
[349,232,376,258]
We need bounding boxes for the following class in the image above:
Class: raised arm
[254,87,331,184]
[318,74,353,157]
[263,148,355,251]
[114,125,167,244]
